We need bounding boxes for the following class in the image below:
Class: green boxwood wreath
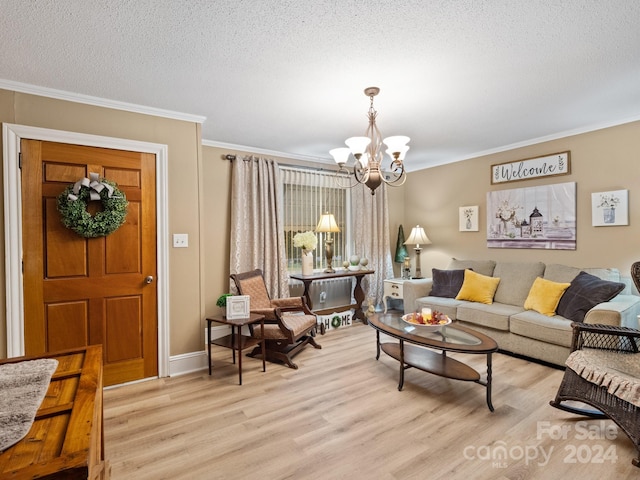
[57,179,128,238]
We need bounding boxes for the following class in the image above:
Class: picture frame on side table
[459,206,479,231]
[591,190,628,226]
[226,295,250,319]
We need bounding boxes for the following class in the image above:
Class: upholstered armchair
[230,269,322,369]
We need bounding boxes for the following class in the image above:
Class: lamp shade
[316,213,340,233]
[404,225,431,247]
[345,136,371,156]
[329,147,351,165]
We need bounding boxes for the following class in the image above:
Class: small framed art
[591,190,628,227]
[459,206,479,231]
[226,295,250,319]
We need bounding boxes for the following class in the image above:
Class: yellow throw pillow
[455,269,501,304]
[524,277,571,316]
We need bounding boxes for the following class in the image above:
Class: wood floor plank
[104,320,639,479]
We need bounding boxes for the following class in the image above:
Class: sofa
[403,259,640,366]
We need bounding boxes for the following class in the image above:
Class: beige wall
[403,121,640,278]
[3,85,637,363]
[0,89,204,358]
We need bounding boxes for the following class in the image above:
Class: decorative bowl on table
[401,312,451,331]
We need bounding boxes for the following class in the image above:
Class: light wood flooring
[104,319,639,480]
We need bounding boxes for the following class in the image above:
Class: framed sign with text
[491,151,570,184]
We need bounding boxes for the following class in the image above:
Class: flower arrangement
[495,200,521,222]
[293,231,317,254]
[597,193,620,209]
[463,208,474,219]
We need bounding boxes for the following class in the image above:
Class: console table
[289,269,374,323]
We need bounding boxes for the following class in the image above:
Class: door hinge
[18,152,22,169]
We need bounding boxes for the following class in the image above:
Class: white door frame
[3,123,170,378]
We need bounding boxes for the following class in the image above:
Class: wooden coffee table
[368,313,499,411]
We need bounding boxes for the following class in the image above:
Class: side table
[383,278,407,313]
[206,312,265,385]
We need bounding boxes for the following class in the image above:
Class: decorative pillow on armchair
[430,268,468,298]
[556,271,625,322]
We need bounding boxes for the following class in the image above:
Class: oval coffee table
[368,313,499,411]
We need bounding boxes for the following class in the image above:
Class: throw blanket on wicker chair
[566,349,640,408]
[0,359,59,452]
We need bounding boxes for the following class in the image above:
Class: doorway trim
[3,123,170,378]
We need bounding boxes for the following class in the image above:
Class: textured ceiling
[1,1,640,171]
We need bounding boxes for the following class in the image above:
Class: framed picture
[459,206,479,231]
[226,295,250,319]
[487,182,576,250]
[591,190,628,226]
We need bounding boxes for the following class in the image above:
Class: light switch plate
[173,233,189,248]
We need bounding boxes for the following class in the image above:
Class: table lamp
[404,225,431,278]
[316,212,340,273]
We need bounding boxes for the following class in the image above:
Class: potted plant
[216,293,232,310]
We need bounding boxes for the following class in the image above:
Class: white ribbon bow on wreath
[67,172,115,202]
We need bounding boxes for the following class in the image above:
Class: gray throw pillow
[430,268,467,298]
[556,271,625,322]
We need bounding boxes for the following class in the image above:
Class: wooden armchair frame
[230,269,322,369]
[550,322,640,467]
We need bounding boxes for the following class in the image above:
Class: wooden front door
[21,140,158,386]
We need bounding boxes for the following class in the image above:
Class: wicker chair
[550,322,640,467]
[230,269,322,369]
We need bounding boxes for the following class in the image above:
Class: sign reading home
[317,311,353,331]
[491,151,570,184]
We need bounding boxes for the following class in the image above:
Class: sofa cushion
[544,264,624,288]
[510,310,574,348]
[456,270,501,304]
[556,271,625,322]
[457,302,523,331]
[416,297,464,320]
[430,268,467,298]
[491,261,546,306]
[447,258,496,277]
[524,277,571,316]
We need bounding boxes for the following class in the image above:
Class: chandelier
[330,87,410,195]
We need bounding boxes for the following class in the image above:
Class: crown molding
[202,139,332,164]
[0,78,206,124]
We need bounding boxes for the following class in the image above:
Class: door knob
[145,276,154,284]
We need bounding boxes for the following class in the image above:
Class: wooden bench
[0,346,108,479]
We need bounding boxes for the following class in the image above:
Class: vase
[603,207,615,224]
[301,251,314,276]
[466,217,472,230]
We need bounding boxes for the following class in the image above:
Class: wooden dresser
[0,345,108,479]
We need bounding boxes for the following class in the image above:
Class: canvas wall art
[487,182,576,250]
[591,190,628,226]
[459,206,479,231]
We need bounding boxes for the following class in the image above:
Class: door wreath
[57,173,128,238]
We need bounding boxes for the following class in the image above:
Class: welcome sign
[491,151,571,184]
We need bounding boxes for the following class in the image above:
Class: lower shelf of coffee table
[381,342,481,382]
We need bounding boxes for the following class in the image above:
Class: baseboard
[169,324,230,377]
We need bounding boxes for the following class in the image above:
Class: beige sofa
[403,259,640,366]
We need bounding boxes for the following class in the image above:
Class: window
[281,167,349,272]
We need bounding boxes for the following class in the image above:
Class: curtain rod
[222,153,339,173]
